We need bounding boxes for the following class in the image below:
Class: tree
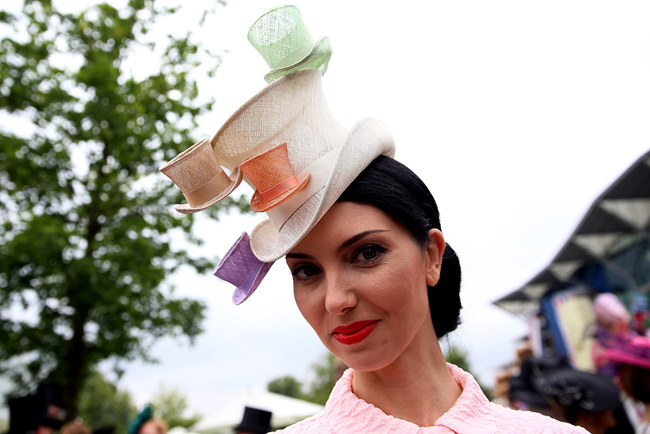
[444,345,493,400]
[78,370,136,434]
[267,376,304,400]
[302,352,335,405]
[150,384,201,429]
[0,0,249,421]
[267,352,336,405]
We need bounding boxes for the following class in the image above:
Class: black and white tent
[494,149,650,316]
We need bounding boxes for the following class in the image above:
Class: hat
[537,368,621,412]
[127,404,152,434]
[214,232,273,305]
[234,406,272,434]
[598,335,650,371]
[593,293,631,329]
[160,138,243,214]
[525,357,621,412]
[212,69,395,263]
[248,5,332,83]
[239,142,310,212]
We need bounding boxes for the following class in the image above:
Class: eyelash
[290,244,388,282]
[352,244,387,264]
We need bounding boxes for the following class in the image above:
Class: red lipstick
[332,320,379,345]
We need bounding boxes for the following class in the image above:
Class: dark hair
[620,364,650,403]
[338,155,462,338]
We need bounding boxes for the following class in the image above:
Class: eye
[352,244,387,264]
[291,263,321,281]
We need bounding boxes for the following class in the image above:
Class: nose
[324,272,356,315]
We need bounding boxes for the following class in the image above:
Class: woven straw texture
[248,5,313,69]
[211,70,395,262]
[161,139,221,193]
[239,142,296,191]
[160,138,243,213]
[214,232,272,304]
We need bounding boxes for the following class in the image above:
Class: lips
[332,320,379,345]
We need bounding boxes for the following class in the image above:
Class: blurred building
[492,149,650,399]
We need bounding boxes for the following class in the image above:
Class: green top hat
[248,5,332,83]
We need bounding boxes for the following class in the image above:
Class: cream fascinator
[162,5,395,303]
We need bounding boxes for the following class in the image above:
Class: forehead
[290,201,401,252]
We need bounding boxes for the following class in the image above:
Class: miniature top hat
[214,232,273,305]
[160,139,243,214]
[248,5,332,83]
[239,142,310,212]
[234,406,272,434]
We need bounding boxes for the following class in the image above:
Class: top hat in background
[8,382,66,434]
[234,406,272,434]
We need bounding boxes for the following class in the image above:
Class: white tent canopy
[192,388,324,434]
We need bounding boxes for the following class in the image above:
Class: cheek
[293,286,323,330]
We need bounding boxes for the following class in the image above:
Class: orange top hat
[160,138,243,214]
[239,142,310,212]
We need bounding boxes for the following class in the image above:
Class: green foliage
[78,370,137,434]
[150,384,201,428]
[267,352,336,406]
[444,345,472,372]
[267,376,304,400]
[0,0,250,420]
[445,345,493,400]
[302,352,335,405]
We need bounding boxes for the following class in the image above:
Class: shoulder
[271,411,331,434]
[484,402,589,434]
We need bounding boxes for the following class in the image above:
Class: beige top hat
[161,5,395,267]
[160,138,243,214]
[212,68,395,262]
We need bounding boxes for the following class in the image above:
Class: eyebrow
[337,229,388,254]
[286,229,389,260]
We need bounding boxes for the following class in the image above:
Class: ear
[425,229,445,287]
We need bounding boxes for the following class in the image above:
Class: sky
[3,0,650,426]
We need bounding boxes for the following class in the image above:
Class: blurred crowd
[503,292,650,434]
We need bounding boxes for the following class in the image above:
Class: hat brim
[174,167,244,214]
[231,260,273,305]
[541,368,621,412]
[600,348,650,370]
[249,118,395,262]
[250,173,311,212]
[264,36,332,83]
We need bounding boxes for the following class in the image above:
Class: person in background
[60,421,91,434]
[592,293,637,378]
[599,335,650,433]
[520,356,626,434]
[233,406,272,434]
[127,405,167,434]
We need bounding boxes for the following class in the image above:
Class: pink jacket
[275,364,588,433]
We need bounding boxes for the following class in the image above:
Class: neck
[350,312,462,427]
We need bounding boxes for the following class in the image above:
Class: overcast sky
[3,0,650,424]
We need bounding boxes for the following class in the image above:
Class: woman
[161,5,588,433]
[275,156,587,433]
[599,335,650,433]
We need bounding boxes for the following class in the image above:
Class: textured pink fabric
[275,364,589,434]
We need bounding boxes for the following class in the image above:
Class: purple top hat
[214,232,273,304]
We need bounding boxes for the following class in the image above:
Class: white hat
[211,69,395,262]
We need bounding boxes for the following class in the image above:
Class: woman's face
[286,201,445,371]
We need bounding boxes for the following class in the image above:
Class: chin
[332,346,395,373]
